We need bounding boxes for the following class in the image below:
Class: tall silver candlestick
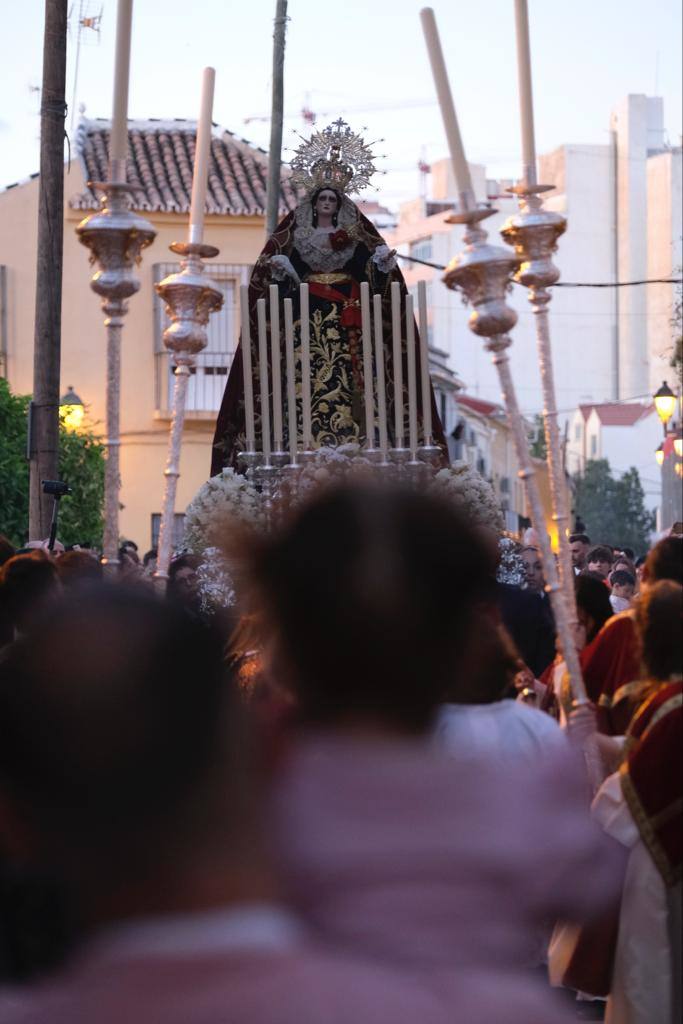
[76,182,156,567]
[153,242,224,581]
[501,185,576,620]
[443,206,588,709]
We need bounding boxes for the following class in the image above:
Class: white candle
[284,298,298,463]
[514,0,537,187]
[299,284,312,449]
[188,66,216,245]
[417,281,432,444]
[240,285,255,451]
[406,294,418,456]
[269,284,283,451]
[419,7,474,208]
[109,0,134,182]
[373,293,389,458]
[391,281,404,447]
[256,298,271,462]
[360,283,375,448]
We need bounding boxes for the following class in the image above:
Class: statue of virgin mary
[211,120,447,474]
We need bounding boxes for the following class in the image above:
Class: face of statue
[315,189,339,222]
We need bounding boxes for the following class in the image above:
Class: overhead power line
[397,253,682,289]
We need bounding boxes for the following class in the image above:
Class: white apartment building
[388,93,681,514]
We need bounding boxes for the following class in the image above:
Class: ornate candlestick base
[76,181,156,567]
[153,241,224,581]
[501,183,576,619]
[443,204,588,708]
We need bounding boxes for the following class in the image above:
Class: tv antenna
[68,1,103,136]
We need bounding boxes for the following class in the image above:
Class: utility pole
[265,0,288,238]
[29,0,68,539]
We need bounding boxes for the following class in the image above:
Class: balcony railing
[154,351,231,415]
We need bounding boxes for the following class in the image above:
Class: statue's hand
[270,254,300,285]
[372,244,397,273]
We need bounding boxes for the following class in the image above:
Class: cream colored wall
[0,161,267,549]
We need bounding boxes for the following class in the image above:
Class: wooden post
[265,0,288,238]
[29,0,68,541]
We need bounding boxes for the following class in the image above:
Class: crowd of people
[0,489,680,1023]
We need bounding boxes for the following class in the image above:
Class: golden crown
[290,119,378,196]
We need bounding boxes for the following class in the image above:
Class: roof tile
[70,118,300,217]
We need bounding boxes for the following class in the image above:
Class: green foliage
[0,378,31,546]
[0,378,105,548]
[573,458,655,555]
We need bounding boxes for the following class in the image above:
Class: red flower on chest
[329,229,350,252]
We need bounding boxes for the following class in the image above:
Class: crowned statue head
[290,119,379,204]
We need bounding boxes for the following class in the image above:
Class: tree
[573,458,655,555]
[0,379,105,547]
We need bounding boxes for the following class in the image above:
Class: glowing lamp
[59,386,85,431]
[655,443,664,467]
[675,434,683,458]
[653,381,676,427]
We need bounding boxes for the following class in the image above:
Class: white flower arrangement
[294,443,376,501]
[429,461,504,534]
[183,468,265,554]
[196,546,237,614]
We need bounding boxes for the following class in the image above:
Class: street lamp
[59,386,85,432]
[674,433,683,459]
[655,442,664,467]
[653,381,677,430]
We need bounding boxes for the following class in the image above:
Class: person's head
[235,483,497,735]
[569,533,591,570]
[311,187,342,227]
[168,554,203,608]
[143,548,158,573]
[0,587,252,916]
[520,546,544,593]
[641,536,683,587]
[612,557,636,579]
[609,568,636,602]
[56,549,103,589]
[615,546,635,563]
[575,573,613,644]
[635,579,683,681]
[586,545,613,579]
[0,552,61,637]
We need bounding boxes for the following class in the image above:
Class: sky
[1,0,681,207]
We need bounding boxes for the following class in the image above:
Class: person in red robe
[582,536,682,734]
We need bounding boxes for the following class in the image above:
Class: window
[590,435,597,457]
[410,237,433,262]
[151,513,186,550]
[574,423,581,441]
[154,263,250,413]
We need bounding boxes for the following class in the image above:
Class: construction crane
[68,1,103,135]
[244,95,437,126]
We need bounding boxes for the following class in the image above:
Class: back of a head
[243,483,496,733]
[0,551,60,634]
[644,536,683,585]
[0,586,240,879]
[56,549,103,588]
[575,574,613,640]
[636,579,683,681]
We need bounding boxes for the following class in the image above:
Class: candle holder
[76,181,156,567]
[389,446,411,481]
[417,443,443,470]
[500,183,576,621]
[238,449,262,487]
[443,204,588,706]
[256,461,279,526]
[152,241,224,581]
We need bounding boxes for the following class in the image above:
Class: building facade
[0,118,301,548]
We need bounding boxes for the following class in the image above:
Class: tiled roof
[581,402,655,427]
[457,394,503,418]
[69,118,301,216]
